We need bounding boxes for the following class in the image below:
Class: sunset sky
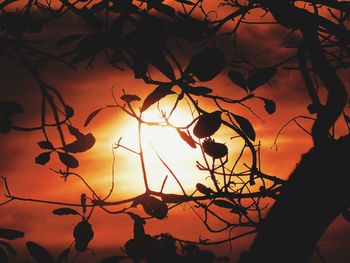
[1,1,350,262]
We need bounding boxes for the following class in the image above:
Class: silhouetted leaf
[0,117,12,134]
[91,0,108,13]
[247,67,277,91]
[58,152,79,168]
[52,208,80,216]
[134,195,168,220]
[57,248,70,263]
[228,71,247,91]
[84,107,105,127]
[149,53,175,80]
[120,94,141,104]
[0,247,7,263]
[196,183,212,195]
[185,86,213,96]
[233,114,256,141]
[81,193,87,215]
[63,133,95,153]
[67,125,83,138]
[65,105,74,118]
[177,129,196,148]
[0,241,17,256]
[185,48,225,82]
[176,0,195,5]
[0,101,23,116]
[202,139,228,159]
[73,220,94,252]
[100,256,127,263]
[342,210,350,222]
[213,200,234,209]
[140,84,174,113]
[154,3,175,16]
[35,152,51,165]
[193,111,221,138]
[231,205,247,215]
[26,241,55,263]
[262,98,276,114]
[161,194,189,203]
[56,34,84,46]
[0,229,24,240]
[37,141,54,150]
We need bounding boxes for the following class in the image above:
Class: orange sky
[1,1,350,263]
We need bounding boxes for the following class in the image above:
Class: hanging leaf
[56,34,84,47]
[177,129,196,148]
[213,200,234,209]
[0,229,24,240]
[84,107,105,127]
[0,241,17,256]
[52,208,80,216]
[202,139,228,159]
[262,98,276,114]
[134,195,168,220]
[67,125,83,138]
[0,117,12,134]
[81,193,87,215]
[26,241,55,263]
[185,48,225,82]
[228,71,247,91]
[100,256,128,263]
[161,194,189,203]
[193,111,222,138]
[37,141,54,150]
[149,52,175,80]
[73,220,94,252]
[35,152,51,165]
[120,94,141,104]
[0,101,23,116]
[246,67,277,91]
[63,133,95,153]
[57,248,70,263]
[65,105,75,118]
[132,54,148,79]
[58,152,79,168]
[185,86,213,96]
[233,114,256,141]
[196,183,213,195]
[140,84,174,113]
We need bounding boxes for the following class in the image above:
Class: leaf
[91,0,108,13]
[228,71,247,91]
[0,101,23,116]
[177,129,196,148]
[37,141,54,150]
[213,200,234,209]
[262,98,276,114]
[0,241,17,256]
[140,84,174,113]
[67,125,83,138]
[134,195,168,220]
[185,48,225,82]
[100,256,128,263]
[56,34,84,47]
[84,107,105,127]
[196,183,212,195]
[26,241,55,263]
[35,152,51,165]
[176,0,195,5]
[63,133,95,153]
[202,139,228,159]
[233,114,256,141]
[246,67,277,91]
[73,221,94,252]
[193,111,221,138]
[149,52,175,80]
[52,208,80,216]
[0,117,12,134]
[120,94,141,104]
[58,152,79,168]
[185,86,213,96]
[57,248,70,263]
[0,229,24,240]
[161,194,189,203]
[65,105,75,118]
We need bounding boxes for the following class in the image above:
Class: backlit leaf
[38,141,54,150]
[26,241,55,263]
[120,94,141,104]
[213,200,234,209]
[177,129,196,148]
[35,152,51,165]
[202,139,228,159]
[84,107,105,127]
[262,98,276,114]
[193,111,221,138]
[73,220,94,252]
[57,248,70,263]
[233,114,256,141]
[0,101,23,116]
[52,208,80,216]
[140,84,174,113]
[0,229,24,240]
[247,67,277,91]
[196,183,212,195]
[58,152,79,168]
[228,71,247,91]
[63,133,95,153]
[0,241,17,256]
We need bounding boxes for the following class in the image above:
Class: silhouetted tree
[0,0,350,262]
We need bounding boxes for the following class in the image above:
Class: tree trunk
[240,136,350,263]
